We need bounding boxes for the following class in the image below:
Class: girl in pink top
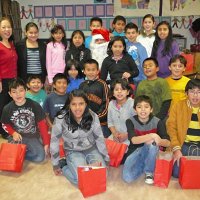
[46,25,67,85]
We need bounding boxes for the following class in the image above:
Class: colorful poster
[162,0,200,16]
[114,0,160,17]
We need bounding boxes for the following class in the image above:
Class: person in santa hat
[90,29,110,70]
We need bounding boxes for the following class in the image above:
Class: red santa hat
[92,29,110,42]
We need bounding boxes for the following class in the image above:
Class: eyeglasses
[188,90,200,95]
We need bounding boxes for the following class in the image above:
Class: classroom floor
[0,137,200,200]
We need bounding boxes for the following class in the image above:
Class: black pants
[0,79,13,136]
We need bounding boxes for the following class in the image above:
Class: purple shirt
[156,40,179,78]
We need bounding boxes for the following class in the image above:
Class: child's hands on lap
[173,149,182,166]
[151,133,162,145]
[113,132,120,142]
[118,133,128,143]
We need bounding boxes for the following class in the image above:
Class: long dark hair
[109,78,131,99]
[69,30,85,48]
[151,21,173,57]
[0,17,14,42]
[48,24,67,49]
[64,59,84,81]
[107,36,127,56]
[57,89,93,133]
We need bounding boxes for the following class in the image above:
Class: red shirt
[0,42,18,80]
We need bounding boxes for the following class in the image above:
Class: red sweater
[0,42,17,80]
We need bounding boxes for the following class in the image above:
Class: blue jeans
[122,143,159,183]
[62,146,106,185]
[172,143,200,178]
[9,137,45,162]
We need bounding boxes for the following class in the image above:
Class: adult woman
[0,17,17,139]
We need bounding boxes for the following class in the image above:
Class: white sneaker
[145,173,154,185]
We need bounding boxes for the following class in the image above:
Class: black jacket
[100,53,139,84]
[79,78,109,125]
[15,38,47,83]
[66,44,91,70]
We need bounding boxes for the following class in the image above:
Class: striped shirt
[185,107,200,143]
[27,48,42,74]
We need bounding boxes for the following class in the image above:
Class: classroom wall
[15,0,199,49]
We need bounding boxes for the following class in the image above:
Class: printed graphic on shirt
[10,108,36,134]
[127,46,139,66]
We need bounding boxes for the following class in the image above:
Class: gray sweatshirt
[50,110,109,168]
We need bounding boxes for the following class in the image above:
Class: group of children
[0,14,200,189]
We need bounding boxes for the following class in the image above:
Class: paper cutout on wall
[162,0,200,16]
[114,0,159,16]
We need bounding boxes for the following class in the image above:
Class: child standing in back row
[100,36,139,85]
[85,17,103,49]
[46,25,67,85]
[137,14,155,57]
[66,30,91,70]
[151,21,180,78]
[125,22,148,85]
[111,15,126,38]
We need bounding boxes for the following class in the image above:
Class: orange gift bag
[154,151,173,188]
[181,52,194,72]
[78,166,106,198]
[59,138,65,158]
[105,139,128,167]
[179,156,200,189]
[0,143,26,172]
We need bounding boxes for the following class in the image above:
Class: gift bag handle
[188,144,200,156]
[9,139,23,144]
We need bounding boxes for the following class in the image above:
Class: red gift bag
[154,151,173,188]
[179,156,200,189]
[78,166,106,198]
[59,138,65,158]
[0,143,26,172]
[105,139,128,167]
[180,53,194,72]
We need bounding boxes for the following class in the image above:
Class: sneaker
[145,173,154,185]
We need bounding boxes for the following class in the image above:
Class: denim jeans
[9,136,45,162]
[122,143,159,183]
[62,146,106,185]
[22,137,45,162]
[172,143,200,178]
